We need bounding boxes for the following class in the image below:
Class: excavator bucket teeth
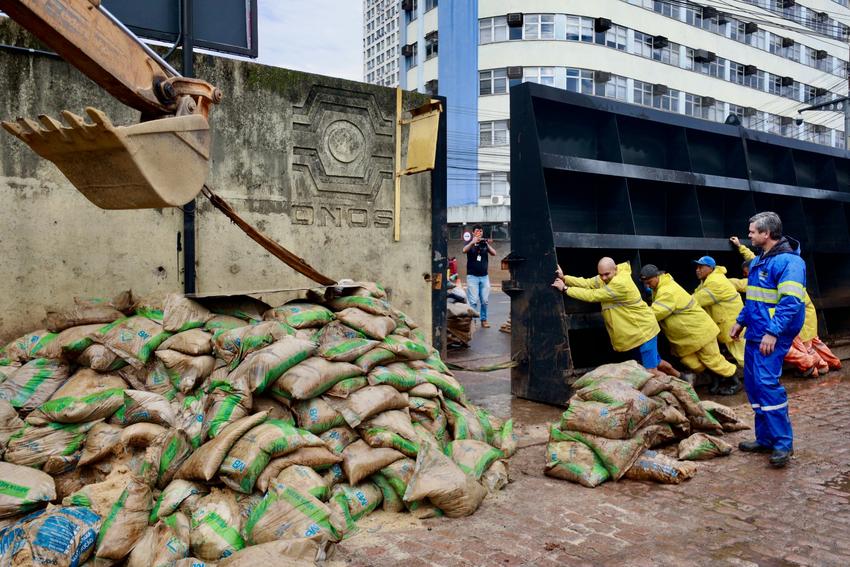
[0,107,210,209]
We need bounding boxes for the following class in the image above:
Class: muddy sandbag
[380,335,430,361]
[176,392,210,449]
[155,350,215,393]
[205,315,246,333]
[329,482,383,529]
[157,429,195,488]
[127,512,191,567]
[0,400,24,451]
[95,316,173,368]
[219,420,325,493]
[212,321,296,370]
[403,439,486,518]
[678,433,733,461]
[544,438,610,488]
[624,450,698,484]
[176,558,216,567]
[342,439,404,485]
[151,480,210,522]
[380,458,416,501]
[353,346,396,374]
[121,422,168,448]
[636,423,678,448]
[700,400,750,432]
[318,337,379,363]
[5,421,97,469]
[335,308,397,340]
[256,448,343,493]
[370,472,404,512]
[45,299,125,333]
[320,426,360,455]
[358,410,419,458]
[95,477,153,563]
[158,328,213,355]
[367,363,423,391]
[408,382,440,399]
[409,396,441,421]
[0,358,71,412]
[0,330,58,365]
[576,379,660,418]
[496,419,518,458]
[272,465,330,502]
[264,303,335,329]
[243,484,343,545]
[360,410,418,442]
[327,385,408,428]
[481,460,510,493]
[28,369,125,425]
[218,537,330,567]
[417,368,466,403]
[7,505,103,567]
[313,320,364,347]
[78,422,123,466]
[52,324,105,359]
[446,440,504,480]
[275,357,362,400]
[189,488,245,561]
[204,374,252,439]
[76,344,125,372]
[559,399,655,440]
[442,399,489,443]
[115,390,176,427]
[412,410,450,450]
[163,294,212,332]
[63,465,133,516]
[408,351,453,376]
[291,397,346,434]
[551,427,647,481]
[325,377,368,398]
[0,463,56,518]
[252,397,293,423]
[176,412,269,482]
[327,295,392,316]
[572,360,654,391]
[229,337,316,394]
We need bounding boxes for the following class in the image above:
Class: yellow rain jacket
[651,273,720,357]
[693,265,744,343]
[737,244,817,341]
[564,262,660,352]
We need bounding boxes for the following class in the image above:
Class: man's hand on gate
[730,323,744,340]
[760,334,777,356]
[552,278,566,292]
[555,265,564,279]
[729,236,741,247]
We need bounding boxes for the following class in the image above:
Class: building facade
[363,0,401,86]
[369,0,850,261]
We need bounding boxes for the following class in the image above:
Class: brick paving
[331,366,850,566]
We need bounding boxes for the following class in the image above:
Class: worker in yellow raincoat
[693,255,745,367]
[640,265,740,394]
[730,236,841,376]
[553,258,678,376]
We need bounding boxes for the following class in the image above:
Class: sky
[257,1,364,81]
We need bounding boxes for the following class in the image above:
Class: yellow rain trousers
[693,266,745,366]
[564,262,659,352]
[651,274,736,378]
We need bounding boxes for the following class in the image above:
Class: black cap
[640,264,662,280]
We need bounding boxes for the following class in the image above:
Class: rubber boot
[717,375,742,396]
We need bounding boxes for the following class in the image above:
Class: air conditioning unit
[744,107,757,117]
[781,37,795,47]
[506,66,523,79]
[702,7,718,19]
[701,96,716,107]
[815,87,828,96]
[490,196,505,205]
[744,64,758,75]
[780,116,794,126]
[507,13,523,27]
[694,49,716,63]
[401,0,414,11]
[744,22,758,34]
[401,44,415,57]
[425,30,438,41]
[425,79,438,94]
[717,13,729,25]
[594,17,612,33]
[652,36,669,49]
[594,71,612,83]
[815,49,828,60]
[653,84,668,95]
[817,11,829,22]
[781,0,795,8]
[781,76,794,86]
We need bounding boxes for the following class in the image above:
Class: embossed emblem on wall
[291,86,394,202]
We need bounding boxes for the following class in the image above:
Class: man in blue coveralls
[730,211,806,468]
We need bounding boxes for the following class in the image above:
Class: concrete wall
[0,20,435,341]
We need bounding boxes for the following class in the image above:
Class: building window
[405,0,418,23]
[633,80,654,106]
[595,75,628,101]
[425,0,437,11]
[653,0,679,19]
[566,68,594,94]
[632,31,653,58]
[653,41,680,66]
[479,69,508,95]
[654,88,680,112]
[596,24,627,50]
[480,120,510,146]
[404,42,418,68]
[767,74,782,95]
[524,66,556,86]
[479,16,507,44]
[565,15,594,42]
[479,172,509,198]
[524,14,555,40]
[685,49,726,79]
[425,33,438,60]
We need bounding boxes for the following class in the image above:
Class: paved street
[334,292,850,566]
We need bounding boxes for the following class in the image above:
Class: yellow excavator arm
[0,0,221,209]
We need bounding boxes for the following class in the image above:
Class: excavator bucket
[1,107,210,209]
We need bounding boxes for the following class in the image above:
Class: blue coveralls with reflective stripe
[736,239,806,452]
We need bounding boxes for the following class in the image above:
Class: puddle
[825,471,850,495]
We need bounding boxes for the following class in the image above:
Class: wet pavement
[333,291,850,566]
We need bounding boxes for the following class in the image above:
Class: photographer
[462,225,496,328]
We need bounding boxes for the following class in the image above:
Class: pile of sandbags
[545,361,747,488]
[0,283,515,565]
[446,302,477,347]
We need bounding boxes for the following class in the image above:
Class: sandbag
[360,410,418,442]
[163,294,212,332]
[380,335,430,361]
[127,512,191,567]
[219,420,325,493]
[158,328,213,355]
[0,330,58,365]
[320,426,360,455]
[318,338,379,363]
[409,396,441,421]
[243,484,343,545]
[76,344,125,372]
[78,422,124,466]
[359,410,419,458]
[7,506,103,567]
[28,368,125,424]
[636,423,677,448]
[177,412,269,482]
[341,439,404,485]
[409,351,453,376]
[335,308,397,340]
[95,316,173,368]
[272,465,330,501]
[228,337,316,394]
[353,347,396,373]
[408,382,440,399]
[275,357,362,400]
[496,419,518,458]
[256,448,343,493]
[95,477,153,562]
[442,399,488,443]
[417,368,466,402]
[370,472,404,512]
[446,440,504,480]
[154,350,215,394]
[367,363,423,391]
[329,482,383,527]
[325,377,368,399]
[624,450,698,484]
[313,320,365,348]
[576,380,661,420]
[212,321,296,370]
[700,400,750,432]
[342,281,387,300]
[544,438,611,488]
[403,439,486,518]
[572,360,654,391]
[0,400,24,451]
[291,397,346,434]
[327,385,408,428]
[189,488,245,561]
[551,427,647,481]
[559,399,655,440]
[380,458,416,501]
[678,433,733,461]
[200,295,271,323]
[205,315,247,332]
[151,480,210,522]
[121,422,167,448]
[204,374,252,439]
[5,421,97,469]
[117,390,176,427]
[45,299,125,333]
[327,295,392,317]
[53,324,105,359]
[63,465,134,517]
[157,429,195,488]
[0,463,55,518]
[0,358,71,412]
[264,303,335,329]
[176,392,210,449]
[481,460,510,493]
